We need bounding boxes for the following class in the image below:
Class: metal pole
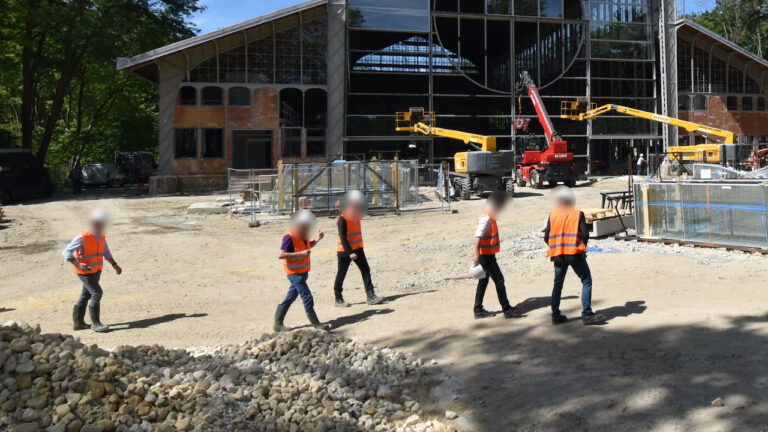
[292,165,299,212]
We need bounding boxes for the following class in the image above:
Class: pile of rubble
[0,322,457,432]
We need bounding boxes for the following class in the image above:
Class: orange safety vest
[283,232,311,275]
[73,230,105,275]
[478,210,500,255]
[336,213,364,252]
[547,208,587,257]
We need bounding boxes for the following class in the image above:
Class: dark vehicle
[115,151,157,184]
[0,149,53,204]
[82,163,125,188]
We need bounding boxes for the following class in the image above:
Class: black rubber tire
[505,179,515,197]
[530,170,543,189]
[515,168,526,187]
[565,179,576,187]
[459,177,472,200]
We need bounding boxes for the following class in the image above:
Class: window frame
[174,128,198,159]
[202,128,225,159]
[201,86,224,106]
[178,86,197,106]
[228,87,251,106]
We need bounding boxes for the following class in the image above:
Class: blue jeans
[551,257,593,318]
[281,273,314,311]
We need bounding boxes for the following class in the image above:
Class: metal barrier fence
[277,160,420,213]
[227,169,279,214]
[634,181,768,249]
[417,163,442,187]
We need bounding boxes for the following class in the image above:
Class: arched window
[279,88,303,127]
[202,86,223,106]
[178,86,197,105]
[228,87,250,106]
[305,89,327,128]
[693,95,707,111]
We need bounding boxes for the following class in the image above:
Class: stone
[55,404,71,417]
[16,374,32,389]
[405,414,421,426]
[12,422,40,432]
[52,366,70,381]
[10,338,30,352]
[173,418,191,431]
[80,425,105,432]
[21,408,40,422]
[27,395,47,410]
[711,397,725,407]
[444,410,458,420]
[15,361,35,374]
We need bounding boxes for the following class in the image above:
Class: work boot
[474,308,494,319]
[582,312,606,326]
[503,307,523,319]
[274,304,290,332]
[335,298,350,308]
[72,305,89,331]
[365,290,384,305]
[552,314,568,325]
[306,308,331,331]
[88,304,109,333]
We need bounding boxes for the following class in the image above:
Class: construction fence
[228,160,421,214]
[634,181,768,249]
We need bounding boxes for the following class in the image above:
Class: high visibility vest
[337,214,364,252]
[283,232,311,275]
[73,230,105,275]
[547,208,587,257]
[478,210,500,255]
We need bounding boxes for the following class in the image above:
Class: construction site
[2,0,768,431]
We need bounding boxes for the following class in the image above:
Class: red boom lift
[513,71,580,188]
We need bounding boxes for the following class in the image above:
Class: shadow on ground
[328,308,394,330]
[372,307,768,431]
[110,313,207,331]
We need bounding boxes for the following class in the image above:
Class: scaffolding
[634,181,768,250]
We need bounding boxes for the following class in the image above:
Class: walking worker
[637,153,646,175]
[62,208,122,332]
[544,186,606,325]
[274,210,331,332]
[333,190,383,307]
[472,191,521,319]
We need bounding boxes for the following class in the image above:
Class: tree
[0,0,203,171]
[693,0,768,59]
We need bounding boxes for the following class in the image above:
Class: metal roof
[116,0,327,71]
[677,18,768,69]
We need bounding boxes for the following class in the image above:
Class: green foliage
[0,0,203,184]
[691,0,768,59]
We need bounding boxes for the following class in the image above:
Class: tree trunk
[20,0,39,149]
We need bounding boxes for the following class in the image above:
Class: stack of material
[0,321,456,432]
[581,207,631,224]
[0,206,4,223]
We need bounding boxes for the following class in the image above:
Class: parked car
[82,163,125,188]
[115,151,157,184]
[0,149,53,204]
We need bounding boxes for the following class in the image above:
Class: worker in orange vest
[333,190,383,307]
[544,186,605,325]
[274,210,330,332]
[62,209,122,332]
[473,191,521,319]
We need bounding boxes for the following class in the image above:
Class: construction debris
[0,206,4,223]
[0,321,456,432]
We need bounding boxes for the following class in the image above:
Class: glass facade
[344,0,660,173]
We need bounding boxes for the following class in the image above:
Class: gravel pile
[0,321,456,432]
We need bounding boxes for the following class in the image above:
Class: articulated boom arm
[562,101,736,144]
[520,71,563,146]
[395,107,497,152]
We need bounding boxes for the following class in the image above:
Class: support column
[658,0,678,150]
[326,0,346,158]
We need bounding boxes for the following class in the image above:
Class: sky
[191,0,718,35]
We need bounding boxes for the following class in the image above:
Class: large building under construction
[118,0,768,189]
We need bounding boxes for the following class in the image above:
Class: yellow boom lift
[561,99,737,165]
[395,107,515,199]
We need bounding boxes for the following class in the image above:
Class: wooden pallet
[582,207,630,223]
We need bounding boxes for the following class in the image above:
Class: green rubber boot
[72,305,89,331]
[88,304,110,333]
[274,304,290,332]
[306,308,331,331]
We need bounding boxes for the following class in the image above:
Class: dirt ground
[2,179,768,432]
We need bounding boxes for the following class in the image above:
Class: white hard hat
[640,153,644,157]
[291,209,316,229]
[469,264,487,279]
[551,185,576,205]
[345,190,365,205]
[88,208,111,224]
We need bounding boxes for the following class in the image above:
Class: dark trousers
[281,272,314,311]
[75,272,103,307]
[333,248,374,299]
[72,179,82,194]
[551,256,593,318]
[475,254,511,312]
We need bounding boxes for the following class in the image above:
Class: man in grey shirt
[62,209,122,332]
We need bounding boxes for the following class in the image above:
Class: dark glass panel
[348,0,429,31]
[275,27,301,84]
[487,19,511,91]
[201,86,223,105]
[282,128,302,157]
[742,96,753,111]
[305,89,327,128]
[347,116,398,136]
[174,129,197,159]
[220,46,246,83]
[280,88,304,127]
[563,0,582,19]
[349,73,429,93]
[460,0,484,13]
[678,95,691,111]
[189,57,217,82]
[347,95,429,115]
[203,129,224,158]
[514,0,538,16]
[693,95,708,111]
[726,96,738,110]
[591,40,649,59]
[247,36,274,83]
[228,87,250,106]
[540,0,563,17]
[514,21,538,84]
[178,86,197,105]
[307,129,326,156]
[303,16,327,84]
[434,96,511,116]
[487,0,512,14]
[757,97,766,111]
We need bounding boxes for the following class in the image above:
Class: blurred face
[556,198,574,209]
[292,223,311,240]
[489,200,506,214]
[345,202,363,219]
[90,221,106,234]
